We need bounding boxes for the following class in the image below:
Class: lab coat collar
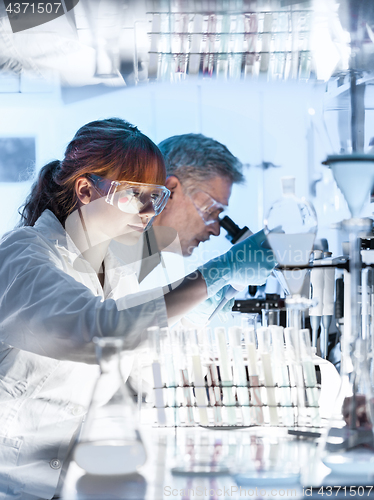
[34,209,81,260]
[34,210,137,298]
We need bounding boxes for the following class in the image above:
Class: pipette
[206,283,245,324]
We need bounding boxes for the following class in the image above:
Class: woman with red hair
[0,118,274,499]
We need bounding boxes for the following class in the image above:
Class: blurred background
[1,0,374,269]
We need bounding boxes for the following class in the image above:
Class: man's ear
[164,175,181,200]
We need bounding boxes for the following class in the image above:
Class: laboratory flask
[264,176,317,298]
[73,337,146,475]
[265,177,317,333]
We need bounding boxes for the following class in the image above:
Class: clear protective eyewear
[188,190,227,225]
[87,174,170,217]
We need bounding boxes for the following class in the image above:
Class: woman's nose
[139,200,156,219]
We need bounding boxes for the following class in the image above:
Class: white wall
[0,78,369,260]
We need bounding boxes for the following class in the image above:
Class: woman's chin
[114,229,143,246]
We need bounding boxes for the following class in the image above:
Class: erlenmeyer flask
[73,337,146,475]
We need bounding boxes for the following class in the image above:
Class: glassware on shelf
[202,14,217,77]
[189,13,203,75]
[145,4,320,83]
[73,337,146,476]
[217,13,230,79]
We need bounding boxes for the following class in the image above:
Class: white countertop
[60,425,374,500]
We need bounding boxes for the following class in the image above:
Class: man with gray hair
[152,133,244,257]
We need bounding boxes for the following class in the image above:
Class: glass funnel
[264,177,317,330]
[322,72,374,218]
[73,337,146,476]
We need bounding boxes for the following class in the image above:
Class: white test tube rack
[141,326,322,430]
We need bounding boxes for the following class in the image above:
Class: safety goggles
[188,190,227,225]
[87,174,170,216]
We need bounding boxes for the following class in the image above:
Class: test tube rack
[144,7,315,83]
[140,326,321,431]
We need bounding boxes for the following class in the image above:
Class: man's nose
[208,220,220,237]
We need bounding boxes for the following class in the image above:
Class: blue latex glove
[198,229,276,298]
[184,285,236,325]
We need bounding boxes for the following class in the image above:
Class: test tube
[244,12,258,78]
[189,13,203,75]
[290,11,299,79]
[160,327,179,426]
[284,327,307,426]
[244,327,264,424]
[229,14,244,79]
[309,250,323,351]
[148,14,161,79]
[300,329,320,427]
[228,326,251,425]
[190,329,209,426]
[177,329,195,425]
[202,328,223,425]
[270,326,294,427]
[259,12,272,74]
[175,13,189,78]
[149,326,167,426]
[298,12,312,80]
[215,327,237,425]
[257,327,279,425]
[217,13,230,79]
[203,14,216,77]
[272,11,288,80]
[321,257,335,359]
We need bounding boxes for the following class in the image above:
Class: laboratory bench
[60,424,374,500]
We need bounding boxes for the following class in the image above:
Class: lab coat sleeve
[0,229,168,363]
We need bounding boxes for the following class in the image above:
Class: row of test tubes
[147,9,313,81]
[143,325,320,429]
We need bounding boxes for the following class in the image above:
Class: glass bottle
[73,337,147,476]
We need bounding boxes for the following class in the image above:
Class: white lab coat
[0,210,168,500]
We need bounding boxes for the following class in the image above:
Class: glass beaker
[262,307,280,327]
[73,337,147,475]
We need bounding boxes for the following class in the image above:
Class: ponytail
[18,160,64,227]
